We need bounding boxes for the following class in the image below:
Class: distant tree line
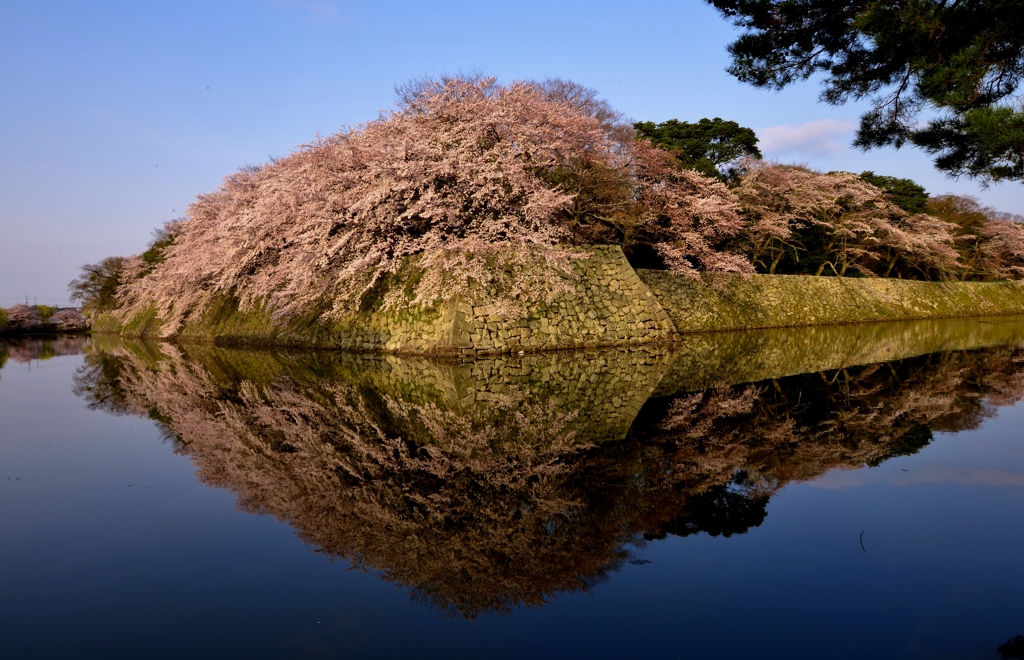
[0,304,89,333]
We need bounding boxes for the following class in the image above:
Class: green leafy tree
[633,118,762,180]
[68,256,126,315]
[36,305,55,324]
[140,220,181,266]
[858,171,929,213]
[912,105,1024,182]
[706,0,1024,183]
[67,222,181,317]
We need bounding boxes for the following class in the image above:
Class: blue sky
[1,0,1021,303]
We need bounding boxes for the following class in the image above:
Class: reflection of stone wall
[69,335,1024,618]
[435,348,672,444]
[190,344,674,445]
[655,316,1024,396]
[641,270,1024,334]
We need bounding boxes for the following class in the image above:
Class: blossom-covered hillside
[78,76,1023,339]
[115,77,749,335]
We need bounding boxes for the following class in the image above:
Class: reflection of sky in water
[813,463,1024,489]
[1,327,1024,659]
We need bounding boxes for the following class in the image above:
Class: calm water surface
[2,320,1024,659]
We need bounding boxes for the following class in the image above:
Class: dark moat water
[3,320,1024,659]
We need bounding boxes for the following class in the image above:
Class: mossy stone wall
[105,245,679,356]
[449,245,677,355]
[317,245,677,355]
[102,247,1024,355]
[639,271,1024,334]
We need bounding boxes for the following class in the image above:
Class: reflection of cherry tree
[85,344,615,616]
[5,336,89,364]
[0,336,88,383]
[639,351,1024,491]
[72,341,1024,618]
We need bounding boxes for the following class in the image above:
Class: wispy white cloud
[758,119,858,160]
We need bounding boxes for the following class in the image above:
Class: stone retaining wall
[106,247,1024,355]
[443,246,676,355]
[639,271,1024,334]
[113,245,679,356]
[338,246,678,355]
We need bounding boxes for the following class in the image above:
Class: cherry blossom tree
[927,195,1024,281]
[5,304,42,331]
[736,161,962,279]
[51,309,90,331]
[733,160,808,274]
[109,75,1016,338]
[627,142,751,276]
[119,77,613,332]
[117,77,751,333]
[977,217,1024,280]
[873,212,962,281]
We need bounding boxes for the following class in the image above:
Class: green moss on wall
[104,246,676,355]
[640,271,1024,334]
[100,248,1024,356]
